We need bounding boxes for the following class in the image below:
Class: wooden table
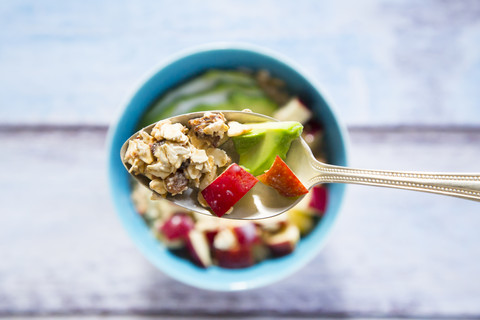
[1,1,480,319]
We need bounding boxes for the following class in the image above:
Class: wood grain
[0,127,479,317]
[0,0,479,126]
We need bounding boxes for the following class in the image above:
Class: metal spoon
[121,111,480,220]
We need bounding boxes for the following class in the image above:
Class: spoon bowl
[120,110,307,220]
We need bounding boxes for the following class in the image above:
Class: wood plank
[0,127,479,317]
[0,1,479,126]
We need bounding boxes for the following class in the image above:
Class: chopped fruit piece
[292,185,327,216]
[309,185,328,215]
[257,156,308,197]
[273,98,312,124]
[201,163,258,217]
[232,222,260,245]
[195,220,220,248]
[213,228,238,250]
[231,121,303,176]
[264,224,300,257]
[186,230,212,268]
[160,213,195,241]
[214,246,255,269]
[288,209,315,235]
[252,244,270,262]
[254,214,288,233]
[213,228,255,268]
[205,229,219,248]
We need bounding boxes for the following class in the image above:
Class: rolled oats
[227,121,252,137]
[187,112,229,147]
[150,178,167,195]
[207,147,230,167]
[124,112,232,200]
[151,120,189,143]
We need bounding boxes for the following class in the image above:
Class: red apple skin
[201,163,258,217]
[267,241,295,257]
[185,230,212,268]
[160,212,195,241]
[292,185,328,216]
[257,156,308,197]
[232,223,260,246]
[214,246,255,269]
[309,186,328,215]
[204,229,219,248]
[264,224,300,257]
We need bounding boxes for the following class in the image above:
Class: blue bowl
[107,43,349,291]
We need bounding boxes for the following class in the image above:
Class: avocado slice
[139,82,278,128]
[139,70,261,128]
[232,121,303,176]
[185,91,279,116]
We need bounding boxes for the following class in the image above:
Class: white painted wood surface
[1,127,479,317]
[0,0,479,126]
[1,0,480,318]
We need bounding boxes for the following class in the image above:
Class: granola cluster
[124,112,231,197]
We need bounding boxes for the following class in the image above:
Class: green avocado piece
[139,82,278,128]
[185,91,279,117]
[139,70,278,128]
[232,121,303,176]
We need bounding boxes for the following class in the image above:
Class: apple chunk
[264,224,300,257]
[257,156,308,197]
[214,246,255,269]
[232,222,260,246]
[160,212,194,241]
[201,163,258,217]
[213,228,255,268]
[309,185,328,215]
[186,230,212,268]
[293,185,328,216]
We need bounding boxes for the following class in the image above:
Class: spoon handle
[307,160,480,201]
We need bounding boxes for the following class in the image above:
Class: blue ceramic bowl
[107,43,349,291]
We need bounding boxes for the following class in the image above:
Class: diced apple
[232,222,260,245]
[257,156,308,197]
[254,213,288,233]
[152,220,183,249]
[201,163,258,217]
[264,224,300,257]
[214,246,255,269]
[204,229,219,248]
[292,185,327,216]
[309,185,328,215]
[186,230,212,268]
[212,227,254,268]
[195,219,220,248]
[160,212,195,241]
[213,228,238,250]
[273,98,312,124]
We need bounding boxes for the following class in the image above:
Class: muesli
[124,112,231,199]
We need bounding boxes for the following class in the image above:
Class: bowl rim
[106,42,350,291]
